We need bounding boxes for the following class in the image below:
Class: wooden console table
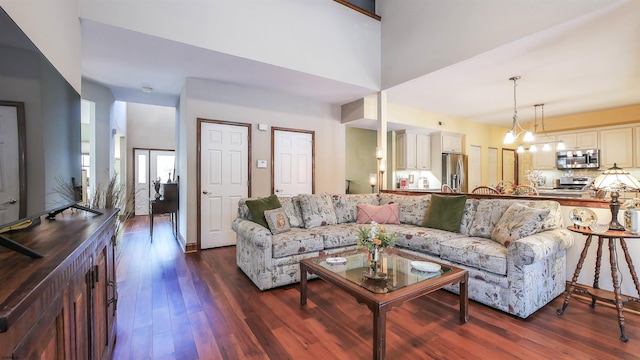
[150,182,178,239]
[558,226,640,342]
[0,208,118,359]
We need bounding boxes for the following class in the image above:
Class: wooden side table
[558,226,640,342]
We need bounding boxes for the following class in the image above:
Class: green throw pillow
[422,194,467,232]
[245,194,282,229]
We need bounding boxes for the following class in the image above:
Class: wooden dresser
[0,208,118,359]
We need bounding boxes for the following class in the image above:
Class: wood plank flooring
[113,215,640,359]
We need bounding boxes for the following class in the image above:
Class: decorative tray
[410,261,441,272]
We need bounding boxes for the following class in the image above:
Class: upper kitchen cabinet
[599,127,633,168]
[633,127,640,168]
[438,132,464,153]
[556,131,598,150]
[396,131,430,170]
[532,149,556,170]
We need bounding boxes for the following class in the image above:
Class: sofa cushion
[278,196,304,228]
[459,199,479,235]
[313,223,362,249]
[298,193,337,229]
[264,207,291,235]
[439,236,508,275]
[245,194,281,229]
[332,194,379,224]
[356,203,400,224]
[379,193,430,225]
[391,224,466,255]
[272,228,325,258]
[491,203,550,246]
[422,194,467,232]
[468,199,518,238]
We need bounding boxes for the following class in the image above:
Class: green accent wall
[345,127,377,194]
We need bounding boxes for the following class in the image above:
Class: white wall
[179,77,346,247]
[1,0,82,92]
[82,80,116,182]
[378,0,619,88]
[79,0,380,90]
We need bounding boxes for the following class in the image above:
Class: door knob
[275,189,282,193]
[2,198,17,205]
[202,190,209,195]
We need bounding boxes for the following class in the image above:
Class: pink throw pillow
[356,203,400,224]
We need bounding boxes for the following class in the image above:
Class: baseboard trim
[185,242,198,253]
[566,282,640,313]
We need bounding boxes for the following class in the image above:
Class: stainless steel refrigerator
[442,153,468,192]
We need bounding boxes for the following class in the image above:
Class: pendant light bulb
[516,145,525,153]
[556,142,566,151]
[504,130,515,145]
[542,143,551,152]
[523,131,535,142]
[529,144,538,153]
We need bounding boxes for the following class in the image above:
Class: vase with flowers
[357,221,396,279]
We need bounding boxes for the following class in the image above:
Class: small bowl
[589,223,609,234]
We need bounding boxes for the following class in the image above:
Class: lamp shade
[593,163,640,191]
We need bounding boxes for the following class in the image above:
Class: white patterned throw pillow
[298,193,337,229]
[490,203,550,247]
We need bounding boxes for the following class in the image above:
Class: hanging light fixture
[517,104,566,152]
[503,76,534,145]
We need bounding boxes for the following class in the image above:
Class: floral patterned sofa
[232,193,574,318]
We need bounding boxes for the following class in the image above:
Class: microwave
[556,149,600,169]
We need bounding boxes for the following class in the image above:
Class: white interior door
[200,122,248,249]
[134,149,175,216]
[0,105,20,223]
[488,147,498,187]
[134,149,150,215]
[502,149,516,184]
[273,130,313,196]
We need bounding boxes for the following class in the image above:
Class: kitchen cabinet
[396,131,430,170]
[599,127,633,168]
[0,208,118,360]
[556,131,598,149]
[634,127,640,168]
[441,133,464,153]
[532,150,556,170]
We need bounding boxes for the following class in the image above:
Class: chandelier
[503,76,534,145]
[516,104,566,153]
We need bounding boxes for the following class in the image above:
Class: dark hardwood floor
[112,215,640,359]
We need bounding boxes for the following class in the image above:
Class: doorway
[133,148,176,216]
[502,148,518,184]
[272,128,314,196]
[198,119,250,249]
[0,101,26,223]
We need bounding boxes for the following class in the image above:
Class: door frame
[271,127,315,195]
[132,147,175,215]
[502,148,519,184]
[197,118,252,252]
[0,101,27,219]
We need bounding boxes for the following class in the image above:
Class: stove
[555,177,592,190]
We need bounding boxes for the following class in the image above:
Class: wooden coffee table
[300,248,468,360]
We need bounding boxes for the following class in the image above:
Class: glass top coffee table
[300,248,468,360]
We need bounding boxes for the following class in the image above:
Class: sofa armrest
[231,218,272,249]
[508,228,574,266]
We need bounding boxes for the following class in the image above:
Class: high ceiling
[80,1,640,129]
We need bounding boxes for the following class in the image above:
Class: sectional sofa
[232,192,574,318]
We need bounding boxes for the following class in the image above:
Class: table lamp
[592,163,640,230]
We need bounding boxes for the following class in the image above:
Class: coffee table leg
[372,307,386,360]
[460,272,469,323]
[300,262,308,306]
